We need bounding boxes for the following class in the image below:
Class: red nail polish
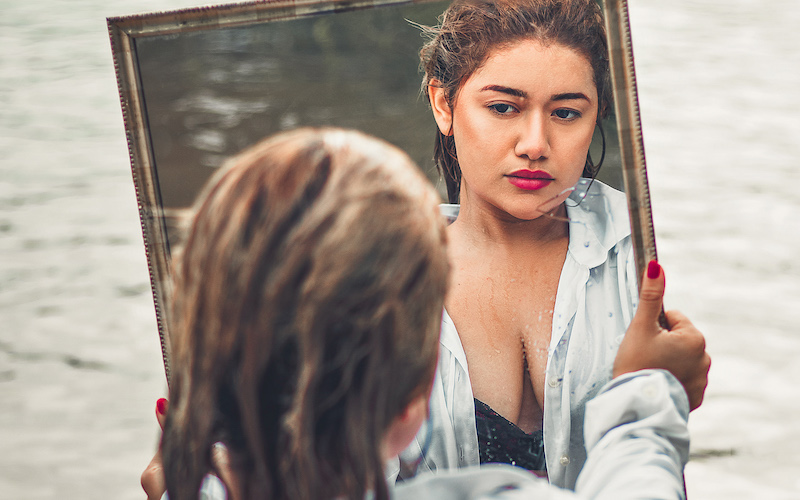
[647,260,660,279]
[157,398,168,415]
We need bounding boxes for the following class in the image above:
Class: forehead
[465,38,596,97]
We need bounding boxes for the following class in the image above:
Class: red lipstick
[506,169,554,191]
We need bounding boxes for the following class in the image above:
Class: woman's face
[431,39,598,220]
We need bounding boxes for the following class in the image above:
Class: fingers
[628,260,666,336]
[141,454,166,500]
[662,309,688,331]
[141,398,169,500]
[156,398,169,430]
[638,260,665,320]
[662,310,711,411]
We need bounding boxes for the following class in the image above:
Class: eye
[553,108,581,120]
[488,103,518,115]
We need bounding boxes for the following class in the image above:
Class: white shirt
[393,371,689,500]
[196,370,690,500]
[392,181,638,489]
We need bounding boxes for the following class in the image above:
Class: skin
[429,39,599,434]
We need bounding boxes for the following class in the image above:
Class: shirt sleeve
[575,369,690,499]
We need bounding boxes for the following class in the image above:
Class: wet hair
[420,0,611,203]
[161,128,449,500]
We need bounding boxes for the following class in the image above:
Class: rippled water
[1,0,798,498]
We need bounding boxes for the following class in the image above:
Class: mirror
[108,0,654,382]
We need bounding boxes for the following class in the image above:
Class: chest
[446,248,567,429]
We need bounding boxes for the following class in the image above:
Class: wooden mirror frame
[107,0,657,383]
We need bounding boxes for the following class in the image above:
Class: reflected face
[447,39,598,220]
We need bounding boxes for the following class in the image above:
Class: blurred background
[1,0,798,498]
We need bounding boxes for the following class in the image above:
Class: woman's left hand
[141,398,168,500]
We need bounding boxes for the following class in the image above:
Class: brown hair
[161,128,449,500]
[420,0,611,203]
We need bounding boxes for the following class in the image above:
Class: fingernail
[156,398,168,415]
[647,260,661,279]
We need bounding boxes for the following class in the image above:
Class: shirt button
[560,455,570,466]
[548,378,561,388]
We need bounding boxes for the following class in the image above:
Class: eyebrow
[552,92,591,102]
[480,86,591,103]
[480,85,527,98]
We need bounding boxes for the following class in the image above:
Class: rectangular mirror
[108,0,656,381]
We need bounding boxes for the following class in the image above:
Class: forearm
[575,370,690,500]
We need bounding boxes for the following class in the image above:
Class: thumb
[630,260,666,334]
[156,398,169,430]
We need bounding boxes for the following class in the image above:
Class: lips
[506,169,555,191]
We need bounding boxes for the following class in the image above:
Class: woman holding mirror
[142,127,707,500]
[396,0,695,488]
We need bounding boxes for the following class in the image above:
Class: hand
[141,398,168,500]
[613,260,711,410]
[140,399,241,500]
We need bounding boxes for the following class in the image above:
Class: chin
[499,205,549,222]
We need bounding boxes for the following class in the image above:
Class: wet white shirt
[392,181,638,489]
[195,370,689,500]
[393,371,689,500]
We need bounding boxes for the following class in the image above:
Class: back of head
[162,128,449,500]
[419,0,610,202]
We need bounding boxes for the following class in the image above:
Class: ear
[382,393,429,461]
[428,80,454,136]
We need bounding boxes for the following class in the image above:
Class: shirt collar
[565,180,630,269]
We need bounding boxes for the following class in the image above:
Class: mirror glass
[108,0,644,376]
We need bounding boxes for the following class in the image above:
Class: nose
[514,112,550,161]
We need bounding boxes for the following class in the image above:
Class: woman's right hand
[613,261,711,410]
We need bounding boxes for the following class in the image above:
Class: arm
[575,260,709,498]
[575,370,689,499]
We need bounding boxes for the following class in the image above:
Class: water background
[1,0,798,498]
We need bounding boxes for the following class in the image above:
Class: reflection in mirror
[136,2,447,249]
[109,0,657,491]
[125,1,626,251]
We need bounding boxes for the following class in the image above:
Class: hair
[161,128,449,500]
[419,0,611,203]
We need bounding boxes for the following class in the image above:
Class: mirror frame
[603,0,659,296]
[107,0,657,383]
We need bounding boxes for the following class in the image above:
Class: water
[1,0,799,498]
[629,1,800,497]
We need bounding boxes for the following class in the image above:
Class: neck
[450,197,570,254]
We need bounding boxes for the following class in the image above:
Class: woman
[398,0,681,488]
[143,127,707,500]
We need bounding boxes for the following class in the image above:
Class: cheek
[451,113,493,172]
[560,125,596,170]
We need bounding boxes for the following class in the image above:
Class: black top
[474,398,547,472]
